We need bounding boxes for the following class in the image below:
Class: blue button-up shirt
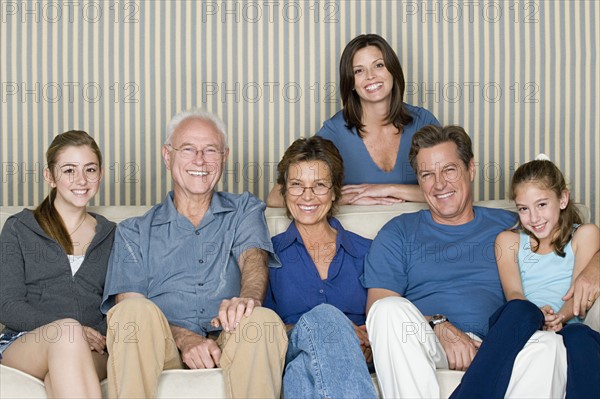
[265,218,371,325]
[101,191,278,336]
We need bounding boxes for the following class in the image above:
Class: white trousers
[367,296,567,398]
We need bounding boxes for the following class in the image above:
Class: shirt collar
[151,191,238,226]
[276,217,362,258]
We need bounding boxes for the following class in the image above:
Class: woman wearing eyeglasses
[264,136,377,398]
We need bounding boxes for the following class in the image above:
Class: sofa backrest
[265,200,570,239]
[0,201,592,333]
[1,200,591,240]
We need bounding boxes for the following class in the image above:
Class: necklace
[69,214,88,235]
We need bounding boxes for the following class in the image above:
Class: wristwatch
[429,314,449,329]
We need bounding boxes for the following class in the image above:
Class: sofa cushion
[0,200,591,398]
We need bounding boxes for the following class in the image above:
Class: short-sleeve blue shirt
[362,207,517,338]
[316,104,439,185]
[101,191,279,336]
[265,218,371,325]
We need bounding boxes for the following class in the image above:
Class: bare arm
[115,292,145,304]
[495,232,562,329]
[563,226,600,318]
[366,288,400,315]
[214,248,269,332]
[171,324,221,369]
[341,183,425,205]
[238,247,269,303]
[495,231,527,301]
[266,184,285,207]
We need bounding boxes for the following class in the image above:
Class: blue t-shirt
[101,191,279,336]
[363,207,517,338]
[518,230,582,324]
[316,104,439,185]
[265,217,371,325]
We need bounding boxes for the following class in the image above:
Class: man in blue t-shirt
[363,125,567,398]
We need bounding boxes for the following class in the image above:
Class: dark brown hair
[339,34,413,137]
[34,131,102,254]
[408,125,474,173]
[510,160,582,257]
[277,136,344,219]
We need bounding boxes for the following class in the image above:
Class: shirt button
[198,283,204,286]
[319,289,324,294]
[195,230,200,235]
[198,259,204,264]
[200,308,205,313]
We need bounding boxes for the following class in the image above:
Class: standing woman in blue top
[264,136,377,398]
[0,131,115,398]
[268,33,439,206]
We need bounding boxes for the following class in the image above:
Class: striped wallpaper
[1,0,598,222]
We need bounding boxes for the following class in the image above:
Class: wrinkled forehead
[416,142,465,171]
[171,118,225,148]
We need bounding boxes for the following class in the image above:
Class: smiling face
[416,141,475,225]
[514,182,568,245]
[352,46,394,106]
[285,161,335,227]
[45,145,102,210]
[162,117,229,200]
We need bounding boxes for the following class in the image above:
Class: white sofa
[0,200,590,398]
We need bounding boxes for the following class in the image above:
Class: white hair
[164,108,228,148]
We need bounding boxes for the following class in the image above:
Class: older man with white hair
[101,109,287,399]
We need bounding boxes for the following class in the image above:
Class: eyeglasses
[286,183,333,196]
[167,144,225,161]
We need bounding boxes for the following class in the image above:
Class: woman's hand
[82,326,106,354]
[340,184,406,205]
[353,324,372,363]
[540,305,564,331]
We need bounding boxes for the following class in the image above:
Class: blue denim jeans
[558,323,600,399]
[450,299,544,399]
[451,299,600,399]
[283,304,377,399]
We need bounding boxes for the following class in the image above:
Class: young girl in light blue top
[495,157,599,398]
[496,157,599,330]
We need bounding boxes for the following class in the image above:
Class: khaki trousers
[106,298,288,398]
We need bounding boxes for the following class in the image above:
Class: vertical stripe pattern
[1,0,598,222]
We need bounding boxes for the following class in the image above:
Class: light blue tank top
[518,229,582,324]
